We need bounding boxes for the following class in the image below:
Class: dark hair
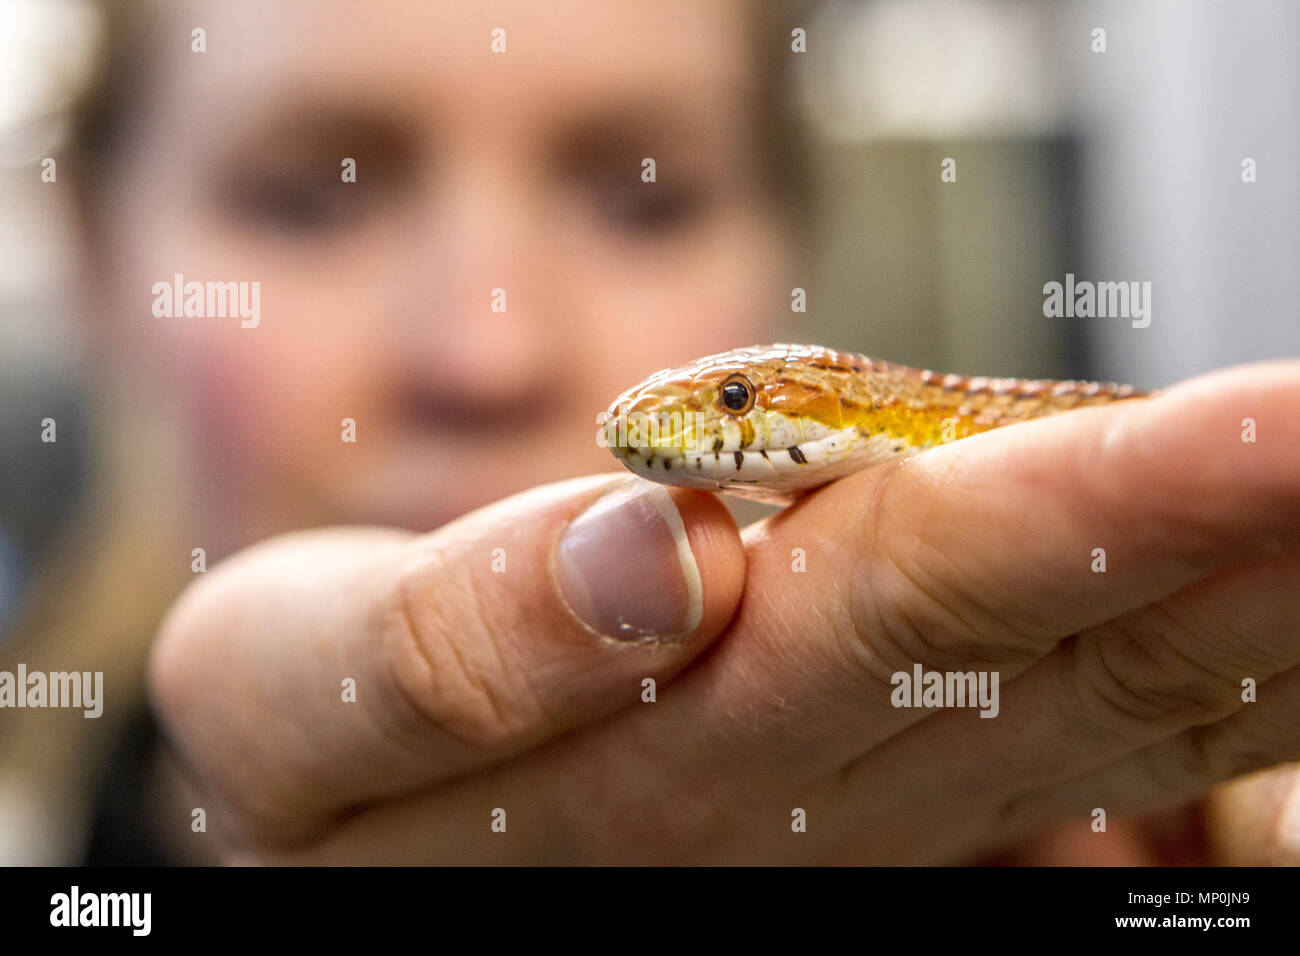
[67,1,156,200]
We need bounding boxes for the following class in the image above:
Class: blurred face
[89,0,788,535]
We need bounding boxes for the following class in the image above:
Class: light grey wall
[1064,0,1300,385]
[789,0,1296,389]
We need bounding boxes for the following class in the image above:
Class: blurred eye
[720,374,755,414]
[210,112,415,236]
[590,179,707,232]
[219,174,354,232]
[557,114,722,236]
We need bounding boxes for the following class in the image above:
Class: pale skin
[81,1,1300,862]
[150,361,1300,863]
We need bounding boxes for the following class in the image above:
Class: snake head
[601,345,857,499]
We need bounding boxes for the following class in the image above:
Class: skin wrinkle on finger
[836,423,1100,691]
[847,555,1300,859]
[865,528,1046,674]
[833,458,1035,696]
[856,464,1004,671]
[182,549,520,850]
[1084,612,1247,730]
[460,550,536,733]
[1141,560,1300,676]
[1134,581,1265,675]
[380,477,629,757]
[989,666,1300,844]
[386,569,516,754]
[391,552,524,751]
[909,604,1269,811]
[362,548,561,780]
[354,562,485,757]
[1084,574,1293,743]
[761,457,1037,710]
[1054,557,1300,752]
[1170,716,1286,807]
[870,451,1058,656]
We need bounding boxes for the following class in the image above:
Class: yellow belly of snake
[602,344,1149,503]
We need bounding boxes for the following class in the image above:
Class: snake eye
[719,374,755,414]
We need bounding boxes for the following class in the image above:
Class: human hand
[150,361,1300,863]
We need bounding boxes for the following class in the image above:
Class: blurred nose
[389,158,565,418]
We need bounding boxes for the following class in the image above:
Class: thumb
[148,474,744,846]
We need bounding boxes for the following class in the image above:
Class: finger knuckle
[377,554,537,752]
[849,465,1043,675]
[1075,618,1242,730]
[852,547,1040,676]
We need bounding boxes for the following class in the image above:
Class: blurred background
[0,0,1296,864]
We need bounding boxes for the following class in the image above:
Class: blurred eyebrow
[552,94,758,167]
[210,99,418,169]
